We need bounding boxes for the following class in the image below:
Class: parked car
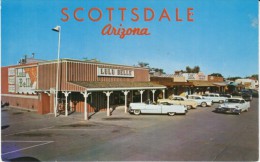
[231,91,242,97]
[157,96,198,109]
[219,93,232,98]
[202,93,227,103]
[241,89,258,99]
[187,95,213,107]
[250,89,259,98]
[129,100,187,116]
[215,98,250,115]
[241,92,253,101]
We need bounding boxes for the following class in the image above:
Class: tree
[250,74,258,80]
[193,66,200,73]
[226,76,242,81]
[137,62,165,75]
[186,66,192,73]
[185,66,200,73]
[210,73,223,77]
[138,62,149,68]
[153,68,165,74]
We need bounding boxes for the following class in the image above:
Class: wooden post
[103,91,113,116]
[122,90,130,113]
[63,91,71,116]
[81,91,91,120]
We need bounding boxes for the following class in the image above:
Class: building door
[40,93,50,114]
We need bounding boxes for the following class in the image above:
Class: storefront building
[1,58,166,120]
[150,72,227,97]
[150,76,193,97]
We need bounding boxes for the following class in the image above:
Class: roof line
[85,87,166,92]
[37,58,149,70]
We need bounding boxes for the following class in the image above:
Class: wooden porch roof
[69,81,166,91]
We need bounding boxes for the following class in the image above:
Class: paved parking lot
[1,99,259,161]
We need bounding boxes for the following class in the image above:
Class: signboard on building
[8,76,15,84]
[97,67,134,77]
[8,68,15,76]
[208,76,224,82]
[181,72,208,81]
[197,72,207,80]
[8,85,15,93]
[16,66,37,93]
[8,68,15,93]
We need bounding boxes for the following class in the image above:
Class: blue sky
[2,0,258,78]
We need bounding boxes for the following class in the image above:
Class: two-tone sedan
[129,100,187,116]
[215,98,250,115]
[158,96,198,109]
[187,95,213,107]
[202,93,227,103]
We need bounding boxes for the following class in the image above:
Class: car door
[239,100,246,110]
[172,97,181,105]
[210,94,217,102]
[143,104,161,114]
[194,96,202,104]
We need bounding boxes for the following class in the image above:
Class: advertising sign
[8,68,15,76]
[8,85,15,93]
[16,67,37,93]
[97,67,134,77]
[8,76,15,84]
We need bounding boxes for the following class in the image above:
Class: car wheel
[201,102,207,107]
[237,110,242,115]
[219,100,224,104]
[187,105,191,110]
[133,109,141,115]
[245,108,249,112]
[168,112,175,116]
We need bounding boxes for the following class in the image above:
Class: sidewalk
[65,105,130,121]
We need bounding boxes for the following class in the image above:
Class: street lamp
[52,25,61,117]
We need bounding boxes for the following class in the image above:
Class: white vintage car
[129,100,187,116]
[215,98,250,114]
[202,93,227,103]
[158,96,198,109]
[187,95,213,107]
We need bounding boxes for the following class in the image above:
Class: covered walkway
[57,81,166,120]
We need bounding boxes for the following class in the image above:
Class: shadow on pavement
[1,125,10,130]
[5,156,40,162]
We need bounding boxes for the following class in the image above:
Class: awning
[151,81,193,87]
[229,82,238,86]
[189,81,215,87]
[213,82,228,86]
[69,81,166,91]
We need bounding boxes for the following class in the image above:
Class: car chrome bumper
[216,108,240,114]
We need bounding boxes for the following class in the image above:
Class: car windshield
[225,99,240,103]
[160,102,172,105]
[145,100,152,104]
[174,97,183,101]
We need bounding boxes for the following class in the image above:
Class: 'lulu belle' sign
[97,67,134,77]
